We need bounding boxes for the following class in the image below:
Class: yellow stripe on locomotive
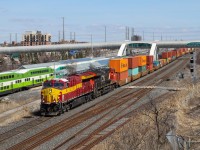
[41,82,83,104]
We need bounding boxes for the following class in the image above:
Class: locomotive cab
[40,78,68,116]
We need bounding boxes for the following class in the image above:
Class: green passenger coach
[0,67,54,96]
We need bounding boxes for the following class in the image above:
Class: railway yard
[0,53,199,150]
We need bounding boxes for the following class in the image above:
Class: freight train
[40,48,192,116]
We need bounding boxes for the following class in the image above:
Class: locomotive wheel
[66,105,70,112]
[88,94,92,101]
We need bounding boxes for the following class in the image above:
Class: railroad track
[4,58,188,150]
[68,61,188,150]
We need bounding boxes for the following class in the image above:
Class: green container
[138,65,146,72]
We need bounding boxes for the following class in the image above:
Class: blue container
[153,61,160,66]
[138,65,146,72]
[128,68,139,76]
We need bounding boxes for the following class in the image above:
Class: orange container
[127,56,139,69]
[146,55,153,65]
[109,70,128,81]
[109,58,128,73]
[135,55,146,66]
[116,70,128,80]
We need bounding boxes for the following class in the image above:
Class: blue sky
[0,0,200,43]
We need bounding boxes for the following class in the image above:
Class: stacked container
[180,48,186,55]
[127,56,140,81]
[109,58,129,86]
[185,48,189,54]
[178,48,183,56]
[162,52,169,59]
[171,50,177,60]
[162,51,172,63]
[146,55,154,72]
[176,49,181,57]
[135,55,148,76]
[153,60,160,69]
[159,59,167,66]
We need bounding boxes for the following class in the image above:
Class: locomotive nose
[41,88,59,104]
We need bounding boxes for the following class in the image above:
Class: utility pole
[70,32,72,41]
[10,33,12,44]
[91,34,93,57]
[131,28,134,41]
[132,28,134,36]
[105,26,106,42]
[128,27,129,40]
[15,33,17,43]
[62,17,65,42]
[125,26,129,40]
[74,32,75,41]
[58,31,60,42]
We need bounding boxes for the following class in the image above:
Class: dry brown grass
[174,84,200,149]
[0,98,36,113]
[92,82,200,150]
[0,107,31,127]
[0,101,21,113]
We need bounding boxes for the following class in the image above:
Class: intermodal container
[146,55,153,65]
[172,56,176,60]
[153,60,160,66]
[116,70,128,80]
[109,58,128,73]
[172,50,177,57]
[185,48,189,54]
[168,51,172,58]
[162,52,171,59]
[128,67,139,76]
[176,50,181,57]
[127,56,139,69]
[167,58,172,63]
[138,65,146,72]
[135,55,146,66]
[147,64,153,71]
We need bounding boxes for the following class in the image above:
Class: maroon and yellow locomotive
[40,68,114,115]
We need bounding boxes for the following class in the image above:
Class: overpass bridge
[0,41,200,59]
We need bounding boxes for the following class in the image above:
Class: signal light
[190,59,194,63]
[190,52,193,54]
[190,68,194,73]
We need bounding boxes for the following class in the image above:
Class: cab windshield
[54,82,64,88]
[43,81,52,88]
[43,81,64,89]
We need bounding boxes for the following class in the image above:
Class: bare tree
[142,94,175,150]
